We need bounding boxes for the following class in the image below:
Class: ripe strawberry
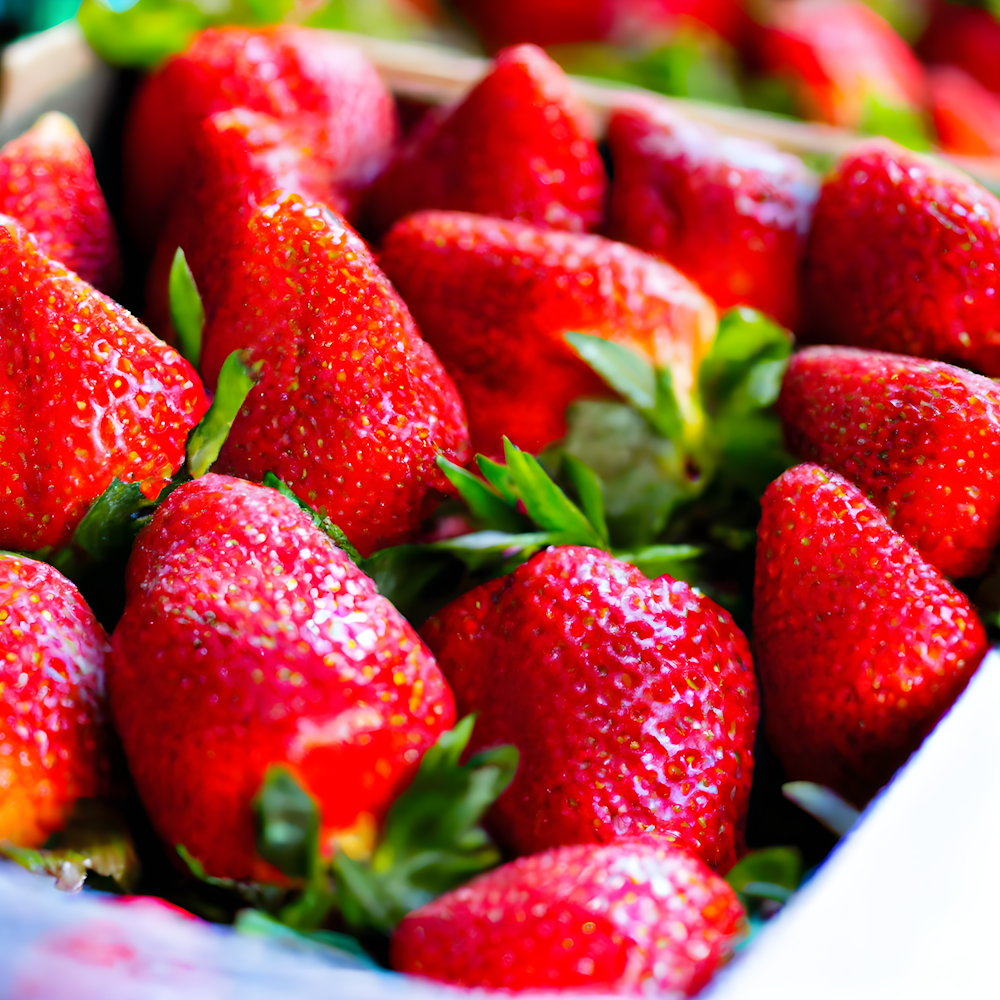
[198,192,471,557]
[109,474,456,881]
[365,44,606,237]
[143,107,340,344]
[450,0,612,50]
[778,346,1000,579]
[0,112,120,294]
[392,838,745,993]
[607,101,816,328]
[753,0,926,128]
[0,216,207,554]
[754,463,987,804]
[0,553,108,848]
[421,545,758,873]
[801,141,1000,374]
[917,0,1000,97]
[123,25,396,245]
[378,210,716,459]
[927,66,1000,159]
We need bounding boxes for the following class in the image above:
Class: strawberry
[927,66,1000,159]
[421,545,758,873]
[365,45,607,237]
[108,473,456,881]
[142,107,340,345]
[778,346,1000,579]
[392,838,746,994]
[378,210,717,459]
[607,101,816,328]
[753,0,926,129]
[800,140,1000,375]
[450,0,612,50]
[0,216,207,554]
[917,0,1000,97]
[123,25,396,245]
[0,112,120,294]
[197,192,471,557]
[0,553,108,848]
[754,463,987,804]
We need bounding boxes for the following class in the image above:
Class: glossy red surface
[109,474,456,881]
[143,106,344,345]
[392,838,745,994]
[198,192,470,557]
[0,554,108,847]
[123,25,396,245]
[754,463,987,804]
[779,346,1000,579]
[0,113,120,293]
[365,44,606,237]
[0,217,207,553]
[422,546,758,872]
[802,141,1000,376]
[607,103,816,328]
[917,0,1000,96]
[927,66,1000,159]
[753,0,926,128]
[379,210,716,458]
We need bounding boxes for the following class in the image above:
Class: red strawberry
[378,210,716,459]
[753,0,926,128]
[927,66,1000,159]
[421,545,758,873]
[801,140,1000,375]
[450,0,612,50]
[0,553,109,848]
[607,101,816,328]
[392,838,745,994]
[198,192,471,557]
[0,216,207,554]
[143,107,341,344]
[754,463,987,804]
[778,346,1000,579]
[123,26,396,245]
[365,45,606,237]
[0,112,120,294]
[109,474,456,881]
[917,0,1000,97]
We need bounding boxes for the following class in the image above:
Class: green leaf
[565,332,657,412]
[47,477,165,580]
[261,472,362,563]
[782,781,861,837]
[502,437,603,546]
[615,543,702,581]
[475,455,520,506]
[699,308,792,419]
[78,0,206,67]
[560,401,699,547]
[0,799,140,893]
[562,454,609,547]
[169,247,205,369]
[726,846,803,896]
[0,842,90,892]
[234,909,377,968]
[331,715,518,933]
[254,765,320,881]
[436,456,524,533]
[186,350,256,478]
[860,93,931,151]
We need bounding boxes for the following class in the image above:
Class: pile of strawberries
[2,21,999,996]
[452,0,1000,161]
